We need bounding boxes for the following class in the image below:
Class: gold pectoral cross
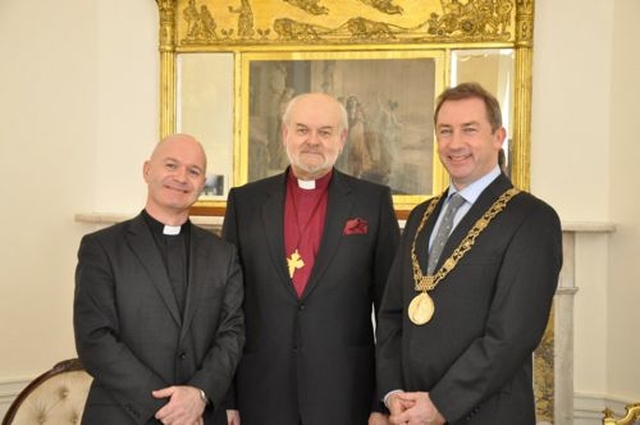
[287,249,305,278]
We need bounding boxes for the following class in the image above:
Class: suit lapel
[126,215,182,326]
[300,171,354,300]
[261,174,297,297]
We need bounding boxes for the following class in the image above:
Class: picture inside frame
[247,57,437,197]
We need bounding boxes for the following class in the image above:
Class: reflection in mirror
[452,49,515,175]
[177,53,234,199]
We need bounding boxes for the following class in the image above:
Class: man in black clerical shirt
[74,134,244,425]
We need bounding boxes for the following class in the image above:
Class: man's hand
[387,392,415,418]
[388,392,445,425]
[369,411,391,425]
[152,385,206,425]
[227,409,241,425]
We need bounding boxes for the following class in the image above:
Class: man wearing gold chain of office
[377,82,563,425]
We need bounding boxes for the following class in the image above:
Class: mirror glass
[452,48,515,174]
[177,53,234,199]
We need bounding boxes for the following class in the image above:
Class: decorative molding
[561,221,616,233]
[170,0,518,47]
[0,377,31,420]
[75,213,615,233]
[574,393,632,421]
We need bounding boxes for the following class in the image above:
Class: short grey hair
[282,93,349,132]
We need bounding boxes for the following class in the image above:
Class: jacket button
[298,303,305,311]
[179,352,187,359]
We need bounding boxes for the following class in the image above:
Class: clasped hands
[387,391,446,425]
[152,385,206,425]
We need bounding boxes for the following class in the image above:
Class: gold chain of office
[411,187,521,293]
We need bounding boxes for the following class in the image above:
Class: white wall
[532,0,615,405]
[0,0,98,376]
[1,0,639,422]
[607,0,640,403]
[532,0,613,221]
[532,0,640,420]
[0,0,157,387]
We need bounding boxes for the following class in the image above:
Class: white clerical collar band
[163,225,181,235]
[297,179,316,190]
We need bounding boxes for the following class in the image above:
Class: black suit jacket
[222,169,400,425]
[74,213,245,424]
[377,174,562,424]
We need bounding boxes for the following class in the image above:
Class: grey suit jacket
[223,169,400,425]
[377,174,563,424]
[74,213,244,424]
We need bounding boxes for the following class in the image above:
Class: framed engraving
[241,51,444,209]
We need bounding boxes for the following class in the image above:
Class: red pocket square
[343,217,368,235]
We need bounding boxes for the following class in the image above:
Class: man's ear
[142,161,150,182]
[494,127,507,148]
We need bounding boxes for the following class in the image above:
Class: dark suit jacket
[74,213,245,425]
[377,174,562,424]
[222,169,400,425]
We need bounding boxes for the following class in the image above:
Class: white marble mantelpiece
[552,221,615,424]
[75,213,615,424]
[75,213,615,235]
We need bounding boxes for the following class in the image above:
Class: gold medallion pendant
[408,292,435,325]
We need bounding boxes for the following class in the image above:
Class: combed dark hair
[434,82,503,132]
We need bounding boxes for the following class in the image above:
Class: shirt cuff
[383,389,403,408]
[197,388,210,406]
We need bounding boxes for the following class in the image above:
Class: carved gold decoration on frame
[174,0,517,46]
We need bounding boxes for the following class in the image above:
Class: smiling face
[435,97,505,190]
[282,93,348,180]
[143,134,206,224]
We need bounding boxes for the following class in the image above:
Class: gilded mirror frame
[155,0,534,218]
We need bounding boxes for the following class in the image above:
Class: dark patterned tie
[427,193,465,274]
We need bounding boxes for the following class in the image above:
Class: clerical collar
[163,225,181,235]
[287,168,333,191]
[298,179,316,190]
[142,209,188,236]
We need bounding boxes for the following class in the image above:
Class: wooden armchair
[603,403,640,425]
[2,359,92,425]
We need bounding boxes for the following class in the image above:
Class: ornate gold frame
[603,404,640,425]
[155,0,534,217]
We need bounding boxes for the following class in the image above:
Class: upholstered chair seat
[2,359,92,425]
